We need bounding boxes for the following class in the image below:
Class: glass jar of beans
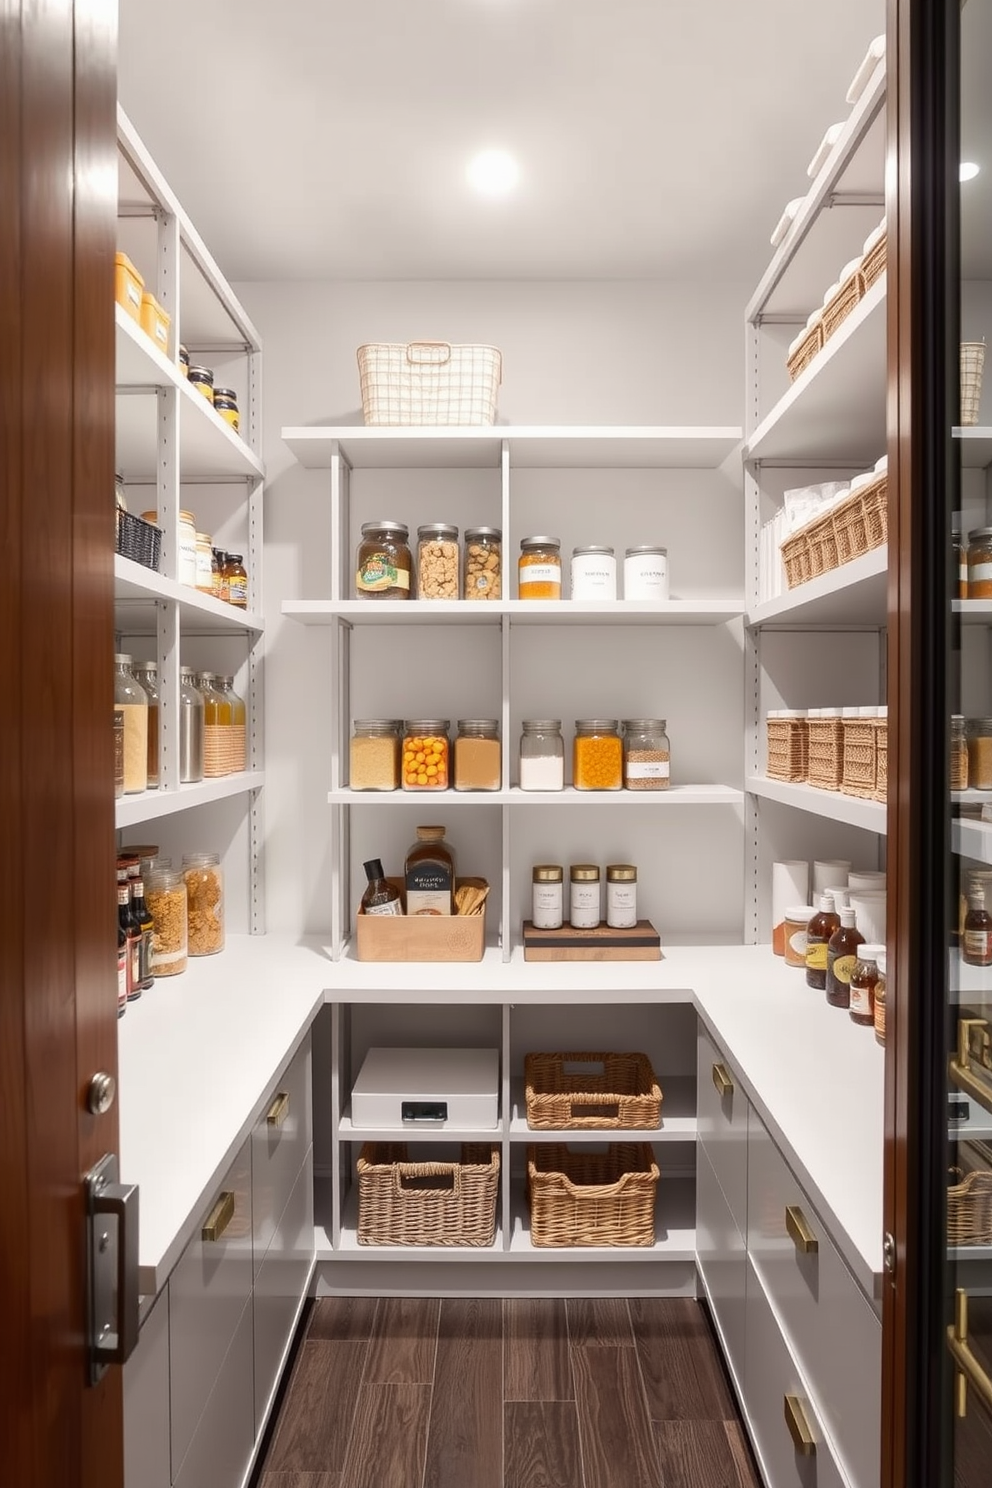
[622,719,671,790]
[402,720,451,790]
[572,719,623,791]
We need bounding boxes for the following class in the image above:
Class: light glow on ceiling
[468,149,520,196]
[960,161,981,182]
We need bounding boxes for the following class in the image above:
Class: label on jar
[787,927,808,960]
[805,940,829,971]
[532,883,563,929]
[606,882,637,928]
[624,556,669,600]
[829,953,859,985]
[850,980,873,1017]
[117,949,128,1014]
[406,865,452,916]
[570,883,600,928]
[964,929,992,960]
[520,562,561,587]
[229,574,248,606]
[970,562,992,584]
[626,759,670,780]
[178,527,197,588]
[365,899,403,917]
[357,554,410,593]
[571,559,617,601]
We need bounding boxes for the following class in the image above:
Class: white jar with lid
[569,864,601,928]
[532,865,564,929]
[606,864,637,928]
[624,545,669,600]
[570,545,617,601]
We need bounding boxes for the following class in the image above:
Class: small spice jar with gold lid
[573,719,623,791]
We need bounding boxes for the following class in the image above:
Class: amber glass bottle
[963,887,992,966]
[404,826,455,916]
[805,892,840,990]
[361,859,403,916]
[825,906,864,1008]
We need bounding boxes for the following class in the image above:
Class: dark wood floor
[255,1297,762,1488]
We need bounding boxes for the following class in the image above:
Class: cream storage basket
[357,341,502,425]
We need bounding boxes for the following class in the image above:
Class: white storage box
[351,1047,499,1129]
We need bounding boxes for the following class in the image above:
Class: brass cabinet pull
[266,1091,290,1127]
[785,1204,819,1255]
[202,1190,235,1242]
[948,1288,992,1418]
[783,1394,816,1456]
[712,1062,734,1097]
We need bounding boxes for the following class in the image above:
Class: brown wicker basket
[356,1143,499,1247]
[822,268,865,341]
[807,715,844,791]
[948,1142,992,1246]
[527,1144,659,1248]
[841,717,878,798]
[766,717,808,783]
[786,321,824,383]
[806,512,839,579]
[524,1052,662,1130]
[781,528,813,590]
[874,717,888,803]
[862,231,887,291]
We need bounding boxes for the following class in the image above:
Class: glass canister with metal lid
[573,719,623,791]
[356,520,412,599]
[518,536,562,600]
[968,527,992,598]
[417,523,460,599]
[623,719,671,791]
[402,720,450,790]
[463,527,502,599]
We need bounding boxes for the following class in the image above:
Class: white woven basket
[961,341,986,427]
[357,341,502,426]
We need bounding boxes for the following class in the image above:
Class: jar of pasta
[402,720,450,790]
[463,527,501,599]
[967,717,992,790]
[623,719,670,790]
[573,719,623,791]
[968,528,992,598]
[518,537,562,600]
[182,853,225,955]
[351,720,401,791]
[356,521,412,599]
[145,869,188,977]
[417,524,460,599]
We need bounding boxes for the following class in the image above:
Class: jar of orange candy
[402,720,451,791]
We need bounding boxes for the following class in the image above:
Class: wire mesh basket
[115,508,162,571]
[961,341,986,427]
[357,341,502,426]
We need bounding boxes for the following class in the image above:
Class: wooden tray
[355,878,487,962]
[522,919,661,962]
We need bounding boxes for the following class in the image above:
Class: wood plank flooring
[256,1297,762,1488]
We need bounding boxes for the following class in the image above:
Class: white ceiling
[118,0,885,284]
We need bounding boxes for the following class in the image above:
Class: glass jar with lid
[569,864,601,928]
[195,671,233,778]
[531,865,564,929]
[463,527,501,600]
[212,387,239,433]
[132,662,160,789]
[850,945,883,1027]
[518,537,562,600]
[178,666,205,783]
[570,545,617,601]
[351,720,402,791]
[967,717,992,790]
[145,869,188,977]
[623,719,670,790]
[953,530,967,599]
[417,524,460,600]
[217,676,247,771]
[356,520,412,599]
[224,553,248,608]
[182,852,224,955]
[454,720,501,791]
[968,527,992,598]
[402,720,450,790]
[952,714,969,791]
[573,719,623,791]
[519,720,564,791]
[114,654,148,794]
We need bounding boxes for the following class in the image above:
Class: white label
[606,882,637,928]
[532,883,563,929]
[519,562,560,587]
[178,525,197,588]
[624,555,669,600]
[626,760,670,780]
[849,980,873,1016]
[788,928,808,957]
[365,899,403,917]
[407,889,451,916]
[971,562,992,583]
[570,882,600,928]
[571,557,617,601]
[126,281,141,307]
[964,929,991,960]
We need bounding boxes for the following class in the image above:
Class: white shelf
[328,784,744,808]
[950,948,992,1005]
[955,599,992,625]
[507,1177,696,1260]
[114,555,264,636]
[115,307,264,483]
[744,277,887,466]
[283,597,745,628]
[115,771,264,829]
[747,777,886,833]
[954,818,992,865]
[282,425,742,471]
[954,429,992,470]
[749,547,887,628]
[338,1106,501,1144]
[508,1075,695,1142]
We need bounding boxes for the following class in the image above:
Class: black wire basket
[115,509,162,572]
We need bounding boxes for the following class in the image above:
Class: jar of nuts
[145,870,188,977]
[622,719,671,790]
[182,852,225,955]
[463,527,502,600]
[417,524,460,599]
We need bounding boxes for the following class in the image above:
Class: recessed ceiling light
[468,149,519,196]
[960,161,981,182]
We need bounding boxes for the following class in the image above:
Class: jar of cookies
[182,852,225,955]
[463,527,502,600]
[417,524,460,599]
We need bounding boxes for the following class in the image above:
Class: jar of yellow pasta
[572,719,623,791]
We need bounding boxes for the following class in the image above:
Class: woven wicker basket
[786,321,824,383]
[807,716,844,791]
[356,1143,499,1247]
[961,342,986,427]
[833,475,888,564]
[807,512,839,579]
[357,341,502,426]
[948,1142,992,1245]
[822,268,865,341]
[766,717,808,783]
[841,718,878,798]
[781,528,813,589]
[116,508,162,571]
[524,1052,662,1130]
[527,1144,659,1248]
[862,232,887,290]
[874,718,888,803]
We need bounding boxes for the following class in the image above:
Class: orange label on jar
[850,981,873,1017]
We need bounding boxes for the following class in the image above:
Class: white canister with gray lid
[624,545,669,600]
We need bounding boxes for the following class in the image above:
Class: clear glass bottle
[132,661,160,789]
[531,865,564,929]
[401,720,450,790]
[454,720,501,791]
[518,536,562,600]
[217,676,247,772]
[182,852,225,955]
[569,864,601,928]
[622,719,671,791]
[351,719,401,791]
[417,523,460,600]
[195,671,232,778]
[573,719,623,791]
[145,869,188,977]
[463,527,502,600]
[519,720,564,791]
[179,666,205,783]
[606,864,638,928]
[114,654,148,794]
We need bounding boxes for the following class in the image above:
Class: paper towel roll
[773,861,810,955]
[850,890,886,944]
[813,860,851,897]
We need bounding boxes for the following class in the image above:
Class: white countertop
[118,936,884,1302]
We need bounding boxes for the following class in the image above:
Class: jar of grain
[967,717,992,790]
[518,537,562,600]
[417,524,460,600]
[145,870,188,977]
[402,720,450,790]
[182,852,225,955]
[622,719,670,790]
[114,655,148,794]
[968,528,992,598]
[463,527,501,600]
[573,719,623,791]
[351,720,401,791]
[454,720,501,791]
[952,715,969,791]
[519,720,564,791]
[132,661,160,790]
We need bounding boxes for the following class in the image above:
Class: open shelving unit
[746,777,886,834]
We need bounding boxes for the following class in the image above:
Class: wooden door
[0,2,121,1484]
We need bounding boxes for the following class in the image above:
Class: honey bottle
[825,906,864,1009]
[805,892,840,991]
[404,826,456,916]
[963,887,992,966]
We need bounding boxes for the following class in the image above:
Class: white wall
[240,278,750,938]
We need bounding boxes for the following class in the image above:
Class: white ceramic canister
[532,865,564,930]
[569,864,601,929]
[624,545,669,600]
[812,859,851,898]
[606,864,637,928]
[571,545,617,601]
